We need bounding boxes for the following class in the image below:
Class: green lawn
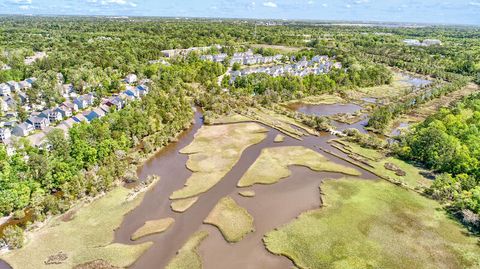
[238,146,361,187]
[204,196,254,243]
[264,178,480,269]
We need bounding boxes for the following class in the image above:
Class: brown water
[112,109,376,269]
[0,108,377,269]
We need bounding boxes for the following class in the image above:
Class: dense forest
[396,93,480,231]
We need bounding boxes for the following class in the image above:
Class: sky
[0,0,479,25]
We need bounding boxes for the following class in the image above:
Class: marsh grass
[239,190,256,197]
[170,123,268,200]
[165,231,209,269]
[237,146,361,187]
[335,140,431,189]
[274,134,285,143]
[131,217,175,241]
[171,197,199,213]
[264,178,480,269]
[204,197,254,243]
[2,187,153,269]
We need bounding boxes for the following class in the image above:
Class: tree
[232,62,241,71]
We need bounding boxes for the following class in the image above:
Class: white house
[13,122,34,137]
[6,81,20,92]
[27,116,50,130]
[0,128,11,143]
[0,83,11,96]
[125,74,138,84]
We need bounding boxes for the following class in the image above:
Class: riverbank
[1,177,160,269]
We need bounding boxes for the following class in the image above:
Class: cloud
[18,5,30,10]
[307,0,314,4]
[263,1,277,8]
[354,0,369,4]
[469,1,480,6]
[12,0,32,3]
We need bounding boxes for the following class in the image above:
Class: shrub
[2,225,24,249]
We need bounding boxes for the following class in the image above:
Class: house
[25,77,37,85]
[0,98,8,112]
[48,109,63,122]
[106,96,125,110]
[119,92,136,102]
[60,118,77,129]
[213,53,228,63]
[56,105,73,118]
[6,81,20,92]
[161,49,178,58]
[99,104,110,114]
[12,122,34,137]
[19,81,32,90]
[17,91,28,104]
[63,101,79,112]
[243,57,257,65]
[61,84,74,96]
[3,120,17,129]
[201,55,214,61]
[136,85,149,96]
[85,108,106,122]
[403,39,421,46]
[73,113,88,123]
[230,57,243,65]
[1,64,11,71]
[423,39,442,46]
[0,83,11,96]
[124,86,140,99]
[0,128,11,143]
[2,96,16,111]
[125,74,138,84]
[73,94,94,109]
[27,116,50,130]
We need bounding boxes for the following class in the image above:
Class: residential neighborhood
[161,44,222,58]
[0,70,150,152]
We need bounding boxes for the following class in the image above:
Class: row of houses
[229,55,341,83]
[403,39,442,46]
[0,77,36,97]
[200,50,284,66]
[161,45,222,58]
[0,82,150,148]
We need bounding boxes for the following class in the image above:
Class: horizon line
[0,14,479,28]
